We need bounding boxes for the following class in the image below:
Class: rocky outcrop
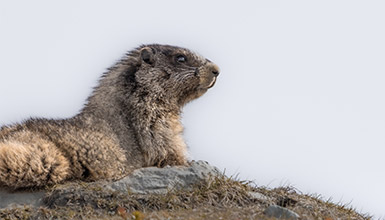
[0,161,366,220]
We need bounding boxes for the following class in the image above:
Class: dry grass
[0,175,373,220]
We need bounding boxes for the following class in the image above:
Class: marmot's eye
[176,55,187,63]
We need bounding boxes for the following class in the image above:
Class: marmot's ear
[140,47,155,65]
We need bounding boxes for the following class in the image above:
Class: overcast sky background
[0,0,384,218]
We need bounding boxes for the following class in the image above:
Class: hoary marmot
[0,44,220,189]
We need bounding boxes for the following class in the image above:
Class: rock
[247,191,271,203]
[0,190,45,209]
[106,160,222,194]
[264,205,300,219]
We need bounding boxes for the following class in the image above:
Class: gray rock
[264,205,300,219]
[106,160,221,194]
[0,190,45,209]
[247,191,271,203]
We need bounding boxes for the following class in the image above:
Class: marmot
[0,44,220,189]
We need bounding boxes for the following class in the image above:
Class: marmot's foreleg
[0,139,70,189]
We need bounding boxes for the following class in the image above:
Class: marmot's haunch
[0,44,220,189]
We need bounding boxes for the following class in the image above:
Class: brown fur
[0,44,219,189]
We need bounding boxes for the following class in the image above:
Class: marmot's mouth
[207,77,217,89]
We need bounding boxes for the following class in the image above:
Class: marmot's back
[0,44,220,189]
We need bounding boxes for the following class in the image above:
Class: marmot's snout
[198,62,220,89]
[211,64,220,77]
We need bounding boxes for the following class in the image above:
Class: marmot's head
[124,44,220,106]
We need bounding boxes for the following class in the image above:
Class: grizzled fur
[0,44,220,189]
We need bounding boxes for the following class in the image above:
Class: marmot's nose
[210,64,220,77]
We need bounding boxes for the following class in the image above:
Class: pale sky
[0,0,384,218]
